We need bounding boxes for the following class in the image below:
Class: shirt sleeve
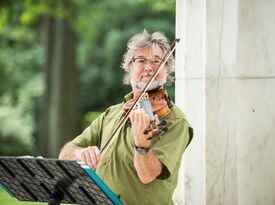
[152,118,192,180]
[71,112,105,148]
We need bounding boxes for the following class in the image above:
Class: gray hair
[121,30,175,85]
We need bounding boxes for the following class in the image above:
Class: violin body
[123,88,171,119]
[123,88,171,140]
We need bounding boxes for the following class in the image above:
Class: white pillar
[175,0,275,204]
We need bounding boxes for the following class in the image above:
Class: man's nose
[144,61,153,71]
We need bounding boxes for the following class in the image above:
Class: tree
[0,0,80,157]
[0,0,43,155]
[38,14,78,157]
[0,0,176,157]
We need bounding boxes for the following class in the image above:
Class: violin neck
[139,93,155,122]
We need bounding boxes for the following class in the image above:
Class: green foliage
[0,1,44,155]
[0,0,175,155]
[0,73,43,155]
[77,0,176,112]
[0,7,8,32]
[83,111,103,128]
[0,188,47,204]
[0,187,73,204]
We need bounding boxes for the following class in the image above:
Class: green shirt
[72,93,192,205]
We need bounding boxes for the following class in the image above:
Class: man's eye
[153,59,161,64]
[137,59,146,64]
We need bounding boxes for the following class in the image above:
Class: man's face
[130,45,166,91]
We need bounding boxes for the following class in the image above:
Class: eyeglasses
[132,57,163,68]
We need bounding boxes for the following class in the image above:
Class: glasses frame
[131,57,163,68]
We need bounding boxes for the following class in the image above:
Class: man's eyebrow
[134,55,163,59]
[134,55,147,58]
[153,55,163,59]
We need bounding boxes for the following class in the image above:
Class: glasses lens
[133,57,162,67]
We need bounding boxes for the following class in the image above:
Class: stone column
[174,0,275,204]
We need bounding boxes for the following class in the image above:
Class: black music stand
[0,157,123,205]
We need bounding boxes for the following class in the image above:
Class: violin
[123,88,172,140]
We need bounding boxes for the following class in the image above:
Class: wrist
[74,147,84,159]
[134,137,151,148]
[134,144,152,154]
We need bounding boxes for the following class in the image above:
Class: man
[59,30,193,204]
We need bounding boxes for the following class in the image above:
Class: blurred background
[0,0,175,203]
[0,0,176,157]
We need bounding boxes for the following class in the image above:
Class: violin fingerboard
[139,93,155,121]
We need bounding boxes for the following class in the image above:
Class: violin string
[144,94,154,122]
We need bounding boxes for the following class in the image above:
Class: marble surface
[174,79,205,205]
[175,0,205,79]
[175,0,275,204]
[236,79,275,205]
[205,79,238,205]
[237,0,275,77]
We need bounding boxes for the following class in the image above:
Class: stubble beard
[131,79,166,91]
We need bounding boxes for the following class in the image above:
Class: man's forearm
[58,142,82,160]
[134,150,162,184]
[59,142,101,169]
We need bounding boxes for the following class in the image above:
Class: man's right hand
[75,146,101,169]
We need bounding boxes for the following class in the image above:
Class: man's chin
[142,77,151,82]
[133,81,162,91]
